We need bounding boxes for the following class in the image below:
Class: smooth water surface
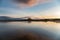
[0,22,60,40]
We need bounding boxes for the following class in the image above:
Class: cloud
[14,0,30,4]
[13,0,52,8]
[38,6,60,18]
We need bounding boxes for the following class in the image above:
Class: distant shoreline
[0,16,60,22]
[0,19,60,22]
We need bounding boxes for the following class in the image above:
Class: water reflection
[0,22,60,40]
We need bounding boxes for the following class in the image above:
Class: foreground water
[0,21,60,40]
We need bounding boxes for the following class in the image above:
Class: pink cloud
[13,0,52,8]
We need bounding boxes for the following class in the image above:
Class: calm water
[0,22,60,40]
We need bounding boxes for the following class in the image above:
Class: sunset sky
[0,0,60,18]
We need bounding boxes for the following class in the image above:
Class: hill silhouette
[0,16,60,23]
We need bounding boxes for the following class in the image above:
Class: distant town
[0,16,60,23]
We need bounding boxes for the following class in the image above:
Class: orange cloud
[13,0,52,8]
[27,0,37,6]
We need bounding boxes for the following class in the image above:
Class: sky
[0,0,60,18]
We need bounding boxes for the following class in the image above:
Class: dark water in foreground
[0,22,60,40]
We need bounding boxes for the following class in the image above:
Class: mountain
[0,16,60,22]
[0,16,11,20]
[0,16,26,20]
